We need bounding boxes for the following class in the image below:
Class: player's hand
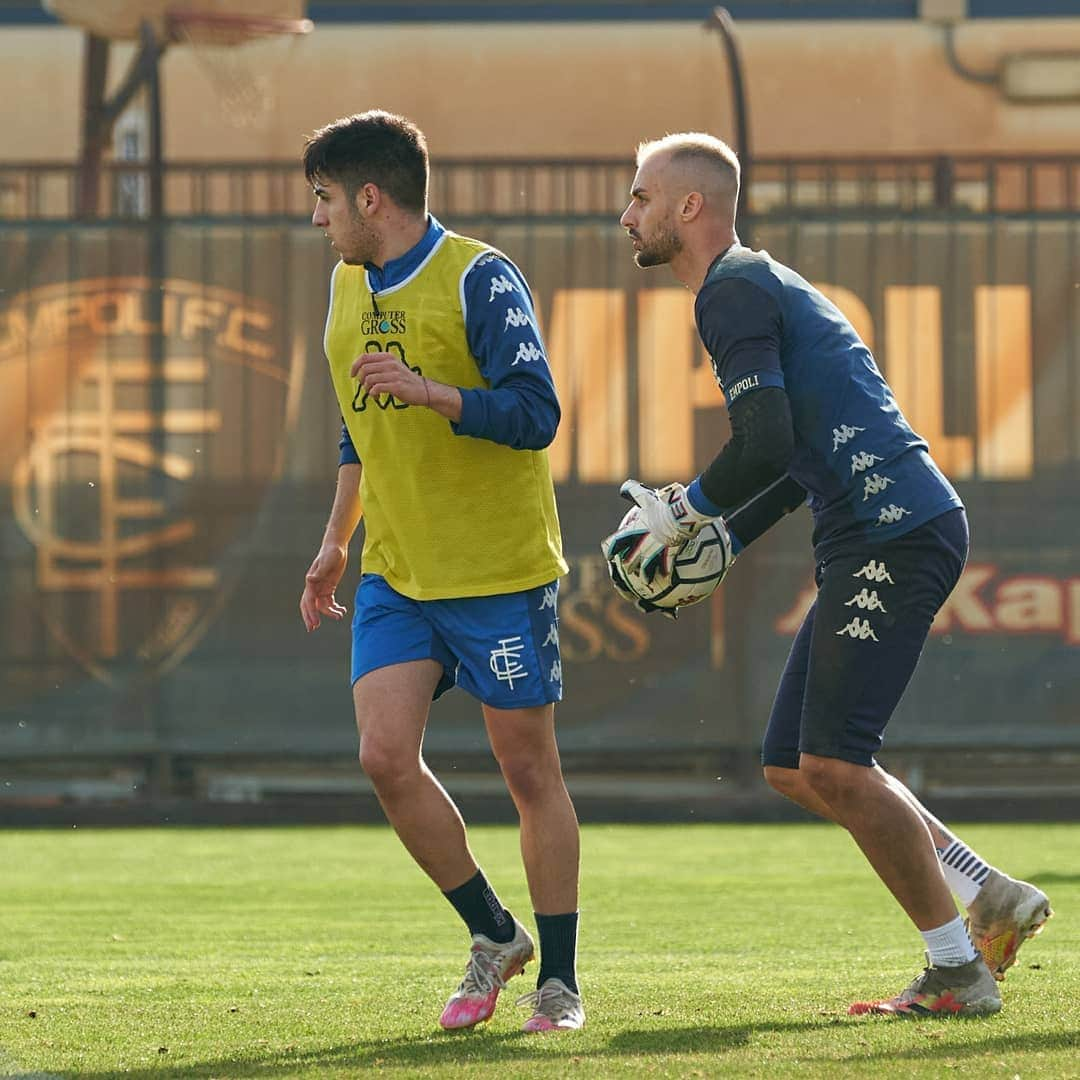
[602,479,714,583]
[351,352,429,406]
[300,543,349,632]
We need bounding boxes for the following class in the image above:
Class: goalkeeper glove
[602,479,718,583]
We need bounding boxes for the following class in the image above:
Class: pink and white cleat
[517,977,586,1032]
[438,919,535,1030]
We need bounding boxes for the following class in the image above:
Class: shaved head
[636,133,740,215]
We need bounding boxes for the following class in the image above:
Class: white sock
[937,839,992,907]
[920,914,978,967]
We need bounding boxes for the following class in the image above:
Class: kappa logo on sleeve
[512,341,544,366]
[488,274,518,302]
[503,307,531,331]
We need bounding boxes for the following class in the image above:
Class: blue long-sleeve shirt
[338,215,558,465]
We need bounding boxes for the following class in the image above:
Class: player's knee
[763,764,800,798]
[495,748,557,804]
[357,738,416,790]
[798,754,849,803]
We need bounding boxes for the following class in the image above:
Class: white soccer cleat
[516,977,585,1032]
[438,919,534,1030]
[966,869,1052,981]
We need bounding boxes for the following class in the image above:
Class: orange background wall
[6,16,1080,163]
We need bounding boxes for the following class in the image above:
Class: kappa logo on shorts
[549,659,563,685]
[538,586,557,611]
[542,622,559,647]
[489,635,529,690]
[845,588,887,613]
[853,559,895,585]
[836,617,879,641]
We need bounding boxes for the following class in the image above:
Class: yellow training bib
[324,232,567,599]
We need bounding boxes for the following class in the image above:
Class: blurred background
[1,0,1078,824]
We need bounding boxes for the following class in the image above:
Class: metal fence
[3,155,1079,221]
[1,157,1079,816]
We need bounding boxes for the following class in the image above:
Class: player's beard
[634,218,682,268]
[337,211,380,266]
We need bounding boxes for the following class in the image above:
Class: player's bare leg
[354,659,478,888]
[765,762,1051,979]
[795,753,1001,1016]
[353,660,535,1029]
[484,703,584,1031]
[484,703,579,914]
[798,753,957,930]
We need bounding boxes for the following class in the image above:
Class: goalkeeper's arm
[682,385,800,552]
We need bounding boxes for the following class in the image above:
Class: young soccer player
[300,110,583,1033]
[605,132,1051,1017]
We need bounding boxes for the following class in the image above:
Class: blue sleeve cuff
[688,477,743,555]
[451,387,484,437]
[687,477,724,516]
[338,422,360,466]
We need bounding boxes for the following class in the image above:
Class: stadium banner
[1,219,1078,762]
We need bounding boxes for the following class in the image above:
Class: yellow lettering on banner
[995,578,1061,632]
[545,289,627,483]
[637,289,724,479]
[816,285,875,352]
[884,285,974,477]
[975,285,1032,478]
[637,289,696,479]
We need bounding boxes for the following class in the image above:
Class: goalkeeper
[606,131,1051,1018]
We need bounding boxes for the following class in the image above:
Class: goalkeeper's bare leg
[765,762,1051,980]
[353,660,536,1029]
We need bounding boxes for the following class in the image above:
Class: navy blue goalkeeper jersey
[695,245,962,554]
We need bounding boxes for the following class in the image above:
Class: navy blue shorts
[351,574,563,709]
[761,509,968,769]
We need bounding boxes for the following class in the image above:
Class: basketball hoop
[166,8,313,128]
[45,2,314,129]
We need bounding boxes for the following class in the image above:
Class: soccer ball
[606,503,734,613]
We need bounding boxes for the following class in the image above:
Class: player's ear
[680,191,704,222]
[354,182,381,217]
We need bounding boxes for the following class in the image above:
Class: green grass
[0,823,1076,1078]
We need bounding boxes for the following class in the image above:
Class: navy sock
[443,869,515,943]
[535,911,579,993]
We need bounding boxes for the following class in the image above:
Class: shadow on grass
[1026,871,1080,885]
[73,1018,835,1078]
[842,1027,1080,1064]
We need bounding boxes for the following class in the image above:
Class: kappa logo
[489,635,529,689]
[542,621,559,647]
[875,504,912,526]
[862,473,895,501]
[539,585,558,611]
[488,274,518,302]
[853,560,895,584]
[503,307,531,331]
[513,341,544,366]
[850,450,885,475]
[845,588,887,613]
[832,423,866,452]
[549,658,563,684]
[836,617,879,641]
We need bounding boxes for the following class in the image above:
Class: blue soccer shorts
[350,574,563,709]
[762,508,968,769]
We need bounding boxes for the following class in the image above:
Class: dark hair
[303,110,429,214]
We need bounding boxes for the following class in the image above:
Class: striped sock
[937,839,992,907]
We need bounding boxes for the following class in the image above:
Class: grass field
[0,822,1076,1078]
